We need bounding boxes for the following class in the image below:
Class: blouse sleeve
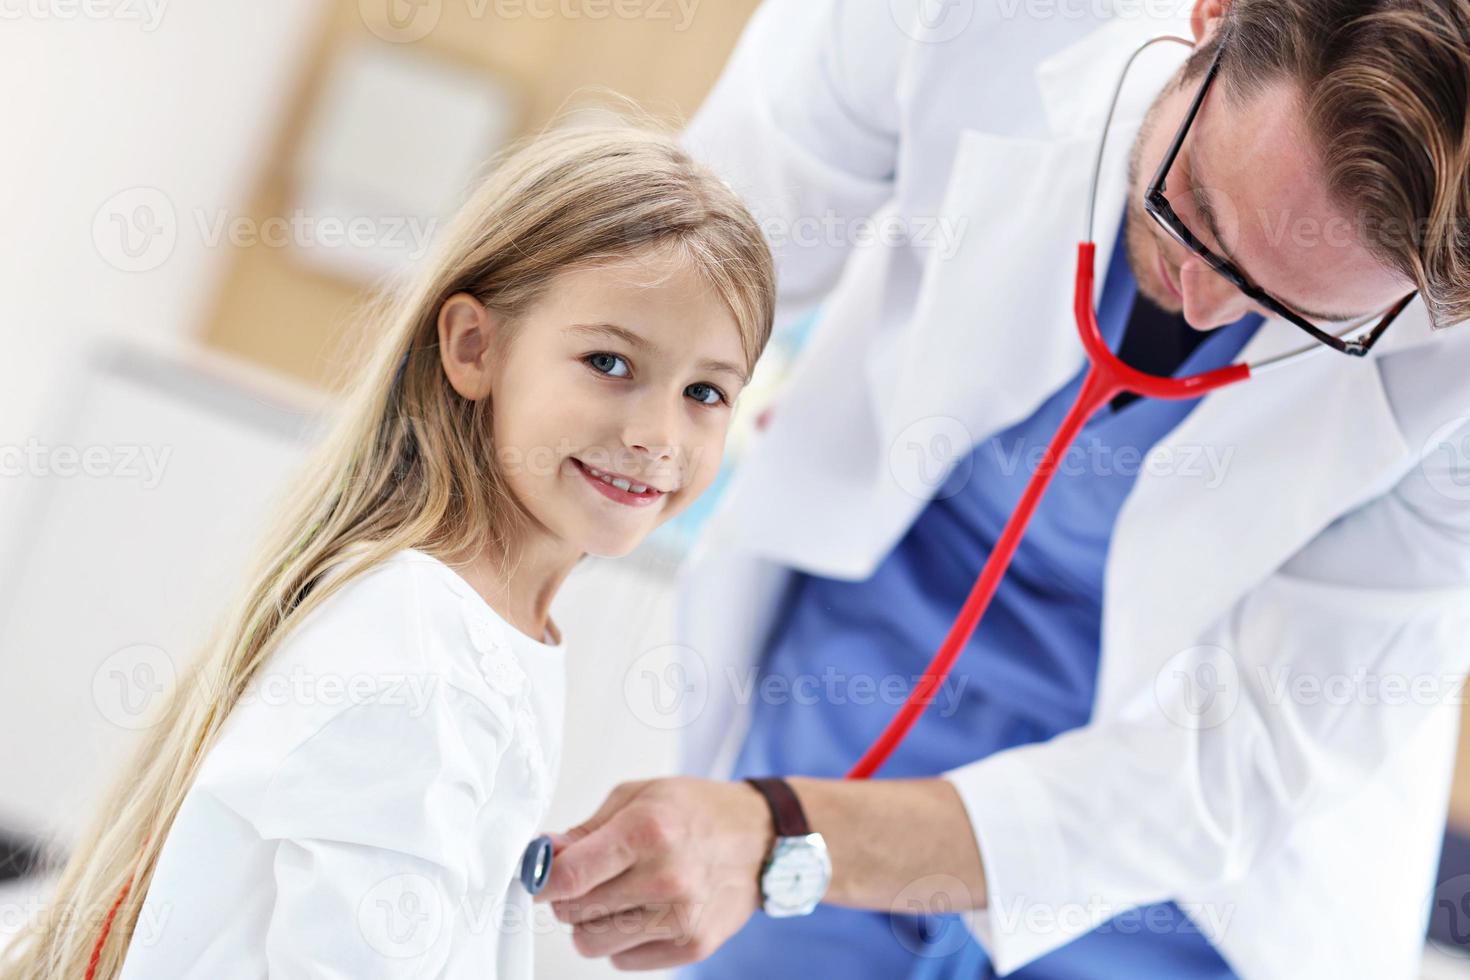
[254,680,513,977]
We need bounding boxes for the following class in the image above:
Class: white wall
[0,0,330,561]
[0,338,324,835]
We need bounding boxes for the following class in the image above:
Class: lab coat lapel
[879,132,1090,466]
[1098,319,1417,712]
[693,15,1183,583]
[875,17,1185,563]
[882,12,1198,450]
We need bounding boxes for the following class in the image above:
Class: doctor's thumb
[544,778,653,847]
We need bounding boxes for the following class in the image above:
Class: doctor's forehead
[1190,77,1409,315]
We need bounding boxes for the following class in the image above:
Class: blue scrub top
[683,218,1263,980]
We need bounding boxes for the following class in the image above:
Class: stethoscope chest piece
[519,835,555,895]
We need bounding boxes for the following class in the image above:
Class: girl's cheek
[687,430,727,496]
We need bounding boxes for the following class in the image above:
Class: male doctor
[539,0,1470,976]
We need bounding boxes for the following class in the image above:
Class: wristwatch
[745,777,832,917]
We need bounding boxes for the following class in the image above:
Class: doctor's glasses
[1121,34,1418,356]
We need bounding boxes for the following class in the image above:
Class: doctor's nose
[1177,255,1262,330]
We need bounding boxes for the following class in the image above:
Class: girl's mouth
[571,458,667,508]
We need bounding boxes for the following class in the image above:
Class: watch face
[762,833,832,917]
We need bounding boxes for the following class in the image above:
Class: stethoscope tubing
[846,240,1254,778]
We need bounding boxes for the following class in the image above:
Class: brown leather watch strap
[744,777,812,837]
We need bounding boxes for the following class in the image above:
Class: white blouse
[118,547,566,979]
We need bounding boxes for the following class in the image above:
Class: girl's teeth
[583,461,656,495]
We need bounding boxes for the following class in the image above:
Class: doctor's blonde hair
[2,121,774,979]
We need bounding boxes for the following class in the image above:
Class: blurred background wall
[200,0,765,388]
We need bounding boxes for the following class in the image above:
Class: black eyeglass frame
[1142,38,1417,357]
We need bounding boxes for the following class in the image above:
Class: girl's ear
[437,292,499,401]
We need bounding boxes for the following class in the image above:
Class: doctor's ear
[1190,0,1231,45]
[437,292,502,402]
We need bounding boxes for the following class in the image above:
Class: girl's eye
[686,382,727,407]
[585,352,726,406]
[585,353,630,378]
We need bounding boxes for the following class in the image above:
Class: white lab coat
[675,2,1470,977]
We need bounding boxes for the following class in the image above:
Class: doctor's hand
[536,775,987,969]
[534,776,771,970]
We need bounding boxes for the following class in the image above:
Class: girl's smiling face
[438,244,749,558]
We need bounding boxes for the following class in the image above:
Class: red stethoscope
[846,33,1383,779]
[87,36,1387,978]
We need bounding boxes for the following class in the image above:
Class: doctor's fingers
[536,779,654,903]
[566,904,694,961]
[550,858,689,925]
[538,813,642,903]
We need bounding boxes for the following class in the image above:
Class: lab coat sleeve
[939,424,1470,973]
[254,683,512,977]
[681,0,904,335]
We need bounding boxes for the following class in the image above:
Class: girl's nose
[622,393,679,460]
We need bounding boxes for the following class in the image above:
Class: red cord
[84,878,130,980]
[85,830,153,980]
[845,364,1117,778]
[845,242,1249,780]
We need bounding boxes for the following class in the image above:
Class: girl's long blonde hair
[2,120,774,979]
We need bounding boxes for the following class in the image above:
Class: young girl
[2,123,774,978]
